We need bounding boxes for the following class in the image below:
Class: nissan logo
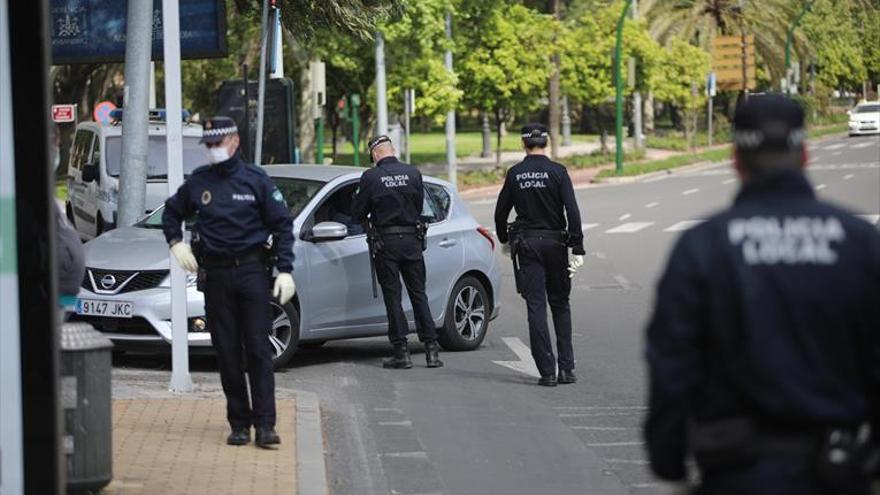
[100,274,117,290]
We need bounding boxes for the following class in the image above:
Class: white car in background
[848,102,880,136]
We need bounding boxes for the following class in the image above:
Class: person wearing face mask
[52,124,85,319]
[162,116,295,448]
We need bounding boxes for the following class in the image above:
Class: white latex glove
[568,254,584,278]
[501,243,512,258]
[170,242,199,273]
[654,481,690,495]
[273,272,295,305]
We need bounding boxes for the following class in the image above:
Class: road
[117,133,879,494]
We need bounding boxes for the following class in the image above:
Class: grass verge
[596,148,730,179]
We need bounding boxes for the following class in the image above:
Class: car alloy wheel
[453,285,486,342]
[268,300,298,368]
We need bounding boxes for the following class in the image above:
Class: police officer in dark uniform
[644,95,880,494]
[162,116,295,448]
[351,135,443,369]
[494,123,586,387]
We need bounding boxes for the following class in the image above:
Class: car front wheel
[437,276,489,351]
[269,300,299,368]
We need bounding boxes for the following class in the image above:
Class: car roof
[265,164,365,182]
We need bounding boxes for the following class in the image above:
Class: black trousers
[375,236,438,346]
[515,236,574,378]
[203,262,276,429]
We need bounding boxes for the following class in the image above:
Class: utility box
[61,322,114,494]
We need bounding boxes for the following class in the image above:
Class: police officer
[494,123,586,387]
[162,116,295,448]
[644,95,880,494]
[351,135,443,369]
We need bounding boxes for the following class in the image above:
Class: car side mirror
[81,162,98,183]
[311,221,348,242]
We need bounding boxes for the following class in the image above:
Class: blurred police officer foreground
[644,94,880,494]
[494,123,586,387]
[162,116,295,448]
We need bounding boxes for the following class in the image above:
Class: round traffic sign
[93,101,117,126]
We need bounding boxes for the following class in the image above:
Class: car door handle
[438,238,457,248]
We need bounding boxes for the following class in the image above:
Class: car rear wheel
[437,276,489,351]
[269,300,299,369]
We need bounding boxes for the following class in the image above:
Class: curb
[296,390,328,495]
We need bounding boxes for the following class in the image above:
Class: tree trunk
[299,64,316,163]
[481,111,492,158]
[644,91,655,134]
[548,0,561,159]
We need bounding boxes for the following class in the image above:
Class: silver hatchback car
[72,165,502,367]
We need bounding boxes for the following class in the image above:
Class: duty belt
[511,229,567,242]
[201,249,266,269]
[377,225,419,236]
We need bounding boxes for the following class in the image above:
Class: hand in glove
[501,243,512,258]
[568,254,584,278]
[654,481,690,495]
[273,272,296,305]
[170,242,199,273]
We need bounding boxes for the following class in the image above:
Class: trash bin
[61,322,113,494]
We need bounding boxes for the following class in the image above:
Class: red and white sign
[51,104,76,123]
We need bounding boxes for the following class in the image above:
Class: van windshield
[105,136,208,179]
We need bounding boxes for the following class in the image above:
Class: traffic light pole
[784,1,814,94]
[614,1,631,175]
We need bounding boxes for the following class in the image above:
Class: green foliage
[651,39,710,148]
[234,0,401,42]
[801,0,868,90]
[596,147,730,178]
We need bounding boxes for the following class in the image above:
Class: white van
[65,111,205,239]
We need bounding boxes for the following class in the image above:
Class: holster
[416,222,428,251]
[689,418,759,469]
[365,224,380,298]
[507,227,525,294]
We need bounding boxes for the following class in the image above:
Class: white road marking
[832,151,842,156]
[605,222,654,234]
[823,143,847,151]
[812,163,879,170]
[722,178,737,185]
[682,188,699,195]
[815,184,827,191]
[560,412,643,417]
[380,451,429,459]
[581,223,600,231]
[605,459,649,465]
[844,174,854,180]
[586,442,643,447]
[570,426,635,431]
[373,407,402,413]
[378,421,413,427]
[492,337,540,378]
[664,220,704,232]
[618,213,631,221]
[554,406,646,411]
[644,202,659,208]
[612,275,631,290]
[859,214,880,225]
[642,175,669,184]
[852,141,876,149]
[631,483,660,489]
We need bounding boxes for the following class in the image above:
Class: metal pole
[614,1,631,175]
[241,63,250,161]
[351,94,361,166]
[404,89,411,164]
[375,32,388,136]
[444,11,456,186]
[254,0,270,165]
[316,117,324,164]
[118,0,153,227]
[631,0,643,150]
[708,96,713,147]
[561,95,572,146]
[784,1,814,95]
[149,61,157,108]
[162,0,193,392]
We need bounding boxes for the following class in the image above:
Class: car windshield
[855,104,880,113]
[137,176,326,229]
[105,135,207,178]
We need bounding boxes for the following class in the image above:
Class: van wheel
[436,276,489,351]
[269,300,299,369]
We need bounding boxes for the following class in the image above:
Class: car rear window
[423,183,451,223]
[105,136,207,178]
[855,104,879,113]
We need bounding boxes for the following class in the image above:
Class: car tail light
[477,226,495,251]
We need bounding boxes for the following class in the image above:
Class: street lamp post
[614,0,631,175]
[784,1,814,95]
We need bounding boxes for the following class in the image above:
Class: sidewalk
[102,369,327,495]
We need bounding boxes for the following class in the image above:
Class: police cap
[733,94,805,152]
[200,116,239,144]
[368,134,392,154]
[520,123,549,140]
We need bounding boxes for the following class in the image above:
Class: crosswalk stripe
[581,223,600,230]
[664,220,704,232]
[605,222,654,234]
[859,214,880,225]
[852,141,876,149]
[822,143,847,151]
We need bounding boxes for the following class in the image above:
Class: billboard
[50,0,227,64]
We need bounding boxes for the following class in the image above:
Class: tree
[457,3,553,167]
[651,39,710,149]
[801,0,870,92]
[234,0,400,42]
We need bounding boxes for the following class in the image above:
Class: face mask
[207,146,230,164]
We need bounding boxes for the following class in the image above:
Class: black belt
[201,249,266,269]
[377,225,419,236]
[511,229,566,241]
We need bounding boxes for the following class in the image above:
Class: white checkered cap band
[521,131,549,138]
[202,125,238,138]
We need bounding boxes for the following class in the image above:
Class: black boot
[255,426,281,448]
[383,344,413,369]
[425,341,444,368]
[226,426,251,446]
[557,369,577,384]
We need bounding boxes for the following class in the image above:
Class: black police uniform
[494,131,585,383]
[351,148,441,368]
[162,149,294,432]
[644,96,880,494]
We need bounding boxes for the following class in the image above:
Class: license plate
[75,299,133,318]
